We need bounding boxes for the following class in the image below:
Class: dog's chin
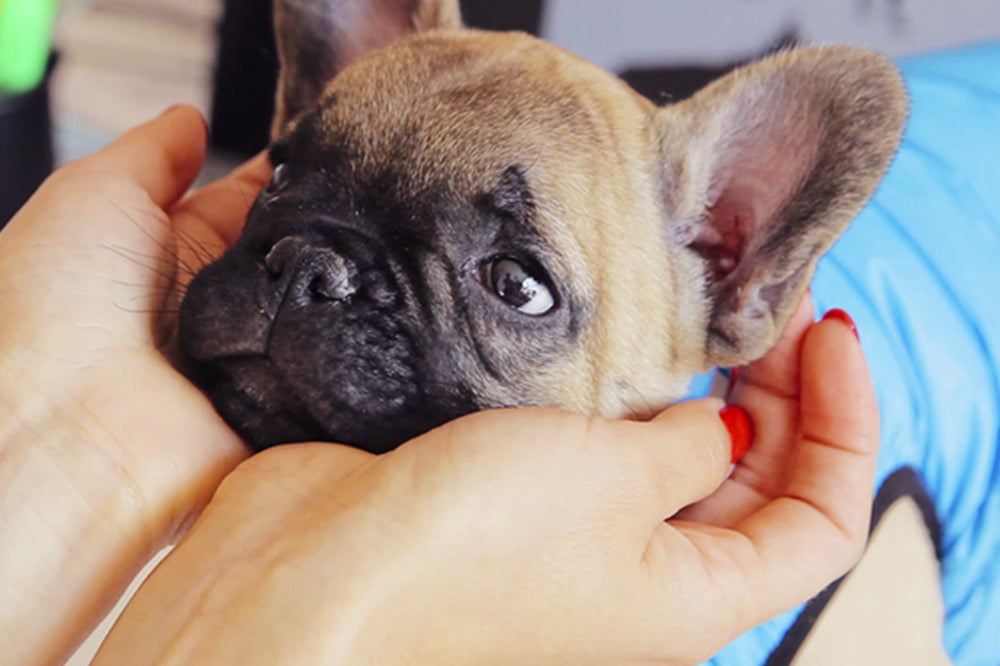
[195,356,330,450]
[189,354,468,453]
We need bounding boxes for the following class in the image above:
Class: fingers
[678,294,818,526]
[76,105,210,208]
[220,441,376,504]
[737,293,816,399]
[170,153,272,246]
[787,311,879,543]
[724,311,879,624]
[618,398,734,519]
[638,312,878,650]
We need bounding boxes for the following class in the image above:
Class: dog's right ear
[654,46,906,368]
[272,0,462,135]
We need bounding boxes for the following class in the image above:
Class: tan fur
[656,48,908,366]
[271,0,907,420]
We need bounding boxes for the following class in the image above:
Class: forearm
[0,342,250,664]
[0,105,258,664]
[0,396,160,666]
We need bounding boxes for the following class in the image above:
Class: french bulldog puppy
[178,0,906,453]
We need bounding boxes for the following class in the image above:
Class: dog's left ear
[655,46,907,367]
[272,0,462,135]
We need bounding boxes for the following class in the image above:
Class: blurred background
[2,0,999,226]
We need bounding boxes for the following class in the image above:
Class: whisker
[112,302,182,316]
[111,280,189,298]
[111,202,207,277]
[105,245,182,283]
[173,224,225,268]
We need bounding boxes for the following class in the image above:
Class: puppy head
[178,0,906,451]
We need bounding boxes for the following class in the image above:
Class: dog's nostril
[263,235,361,304]
[264,237,299,278]
[362,270,396,306]
[306,256,359,301]
[289,245,359,303]
[308,276,327,298]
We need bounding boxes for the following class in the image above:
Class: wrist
[0,401,160,665]
[0,348,247,665]
[0,347,218,665]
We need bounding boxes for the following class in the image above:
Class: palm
[0,110,270,541]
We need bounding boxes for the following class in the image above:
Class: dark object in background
[208,0,546,158]
[461,0,544,33]
[206,0,789,157]
[0,54,55,229]
[620,27,800,103]
[209,0,278,156]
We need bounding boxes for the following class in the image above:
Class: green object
[0,0,57,94]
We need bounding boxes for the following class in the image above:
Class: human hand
[94,299,878,666]
[679,297,873,530]
[0,107,267,664]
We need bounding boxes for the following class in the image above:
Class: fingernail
[719,405,753,464]
[160,104,183,117]
[822,308,860,341]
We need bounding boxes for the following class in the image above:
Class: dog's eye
[263,162,290,198]
[485,258,555,316]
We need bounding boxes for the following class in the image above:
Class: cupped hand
[0,107,268,664]
[679,297,873,530]
[94,300,878,666]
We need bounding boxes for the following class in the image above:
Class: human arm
[0,107,265,664]
[93,301,878,666]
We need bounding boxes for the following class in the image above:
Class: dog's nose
[264,235,360,305]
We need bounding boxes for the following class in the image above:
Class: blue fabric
[702,41,1000,665]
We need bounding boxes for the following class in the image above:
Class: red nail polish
[822,308,860,341]
[720,405,753,464]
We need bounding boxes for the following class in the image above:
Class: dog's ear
[655,46,906,367]
[272,0,462,135]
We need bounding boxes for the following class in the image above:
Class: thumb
[68,105,209,208]
[617,398,737,520]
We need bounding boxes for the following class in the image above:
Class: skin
[93,293,877,666]
[0,108,878,666]
[0,107,260,665]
